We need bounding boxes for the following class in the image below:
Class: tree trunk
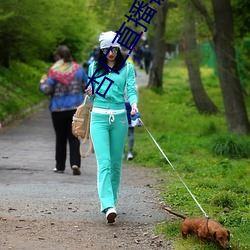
[184,3,218,114]
[147,2,169,90]
[190,0,250,134]
[212,0,250,134]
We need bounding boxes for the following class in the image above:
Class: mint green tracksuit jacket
[88,62,138,212]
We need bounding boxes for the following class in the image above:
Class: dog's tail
[162,206,187,220]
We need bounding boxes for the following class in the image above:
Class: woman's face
[102,47,119,61]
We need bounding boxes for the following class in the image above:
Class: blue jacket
[39,66,87,112]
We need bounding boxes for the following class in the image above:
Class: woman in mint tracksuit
[86,31,138,223]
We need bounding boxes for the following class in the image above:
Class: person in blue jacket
[39,45,87,175]
[85,31,139,223]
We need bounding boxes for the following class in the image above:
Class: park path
[0,70,173,249]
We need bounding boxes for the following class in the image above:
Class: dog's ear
[213,231,217,240]
[227,230,230,240]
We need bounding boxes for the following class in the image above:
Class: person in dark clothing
[83,46,100,72]
[143,45,152,74]
[39,45,88,175]
[88,46,99,66]
[133,45,144,69]
[125,102,134,160]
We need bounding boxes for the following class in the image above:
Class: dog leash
[139,118,209,218]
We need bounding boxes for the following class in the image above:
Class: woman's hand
[85,86,94,96]
[131,103,138,116]
[40,74,47,83]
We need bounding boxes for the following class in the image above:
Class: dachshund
[162,206,231,249]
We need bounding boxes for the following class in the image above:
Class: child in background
[125,101,135,160]
[123,49,137,160]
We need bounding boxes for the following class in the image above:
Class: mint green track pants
[90,111,128,212]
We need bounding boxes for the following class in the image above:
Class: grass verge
[0,60,50,125]
[128,58,250,250]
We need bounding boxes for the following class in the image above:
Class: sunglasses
[102,47,119,55]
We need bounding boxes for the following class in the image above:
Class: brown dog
[163,207,231,249]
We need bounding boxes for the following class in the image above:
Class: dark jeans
[144,59,151,74]
[127,127,134,152]
[125,102,134,152]
[51,110,80,171]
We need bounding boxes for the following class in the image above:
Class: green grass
[128,58,250,250]
[0,60,50,123]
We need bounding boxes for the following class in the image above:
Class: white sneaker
[72,165,81,175]
[127,152,133,160]
[53,168,64,173]
[105,207,117,223]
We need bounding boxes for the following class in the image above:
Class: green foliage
[129,58,250,249]
[154,221,181,240]
[0,0,99,66]
[164,2,184,44]
[91,0,134,31]
[155,0,213,45]
[210,191,238,209]
[0,60,49,122]
[232,0,250,39]
[236,37,250,95]
[210,135,250,159]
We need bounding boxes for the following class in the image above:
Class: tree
[148,1,177,90]
[147,0,218,114]
[0,0,98,66]
[0,0,58,66]
[184,1,218,114]
[190,0,250,134]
